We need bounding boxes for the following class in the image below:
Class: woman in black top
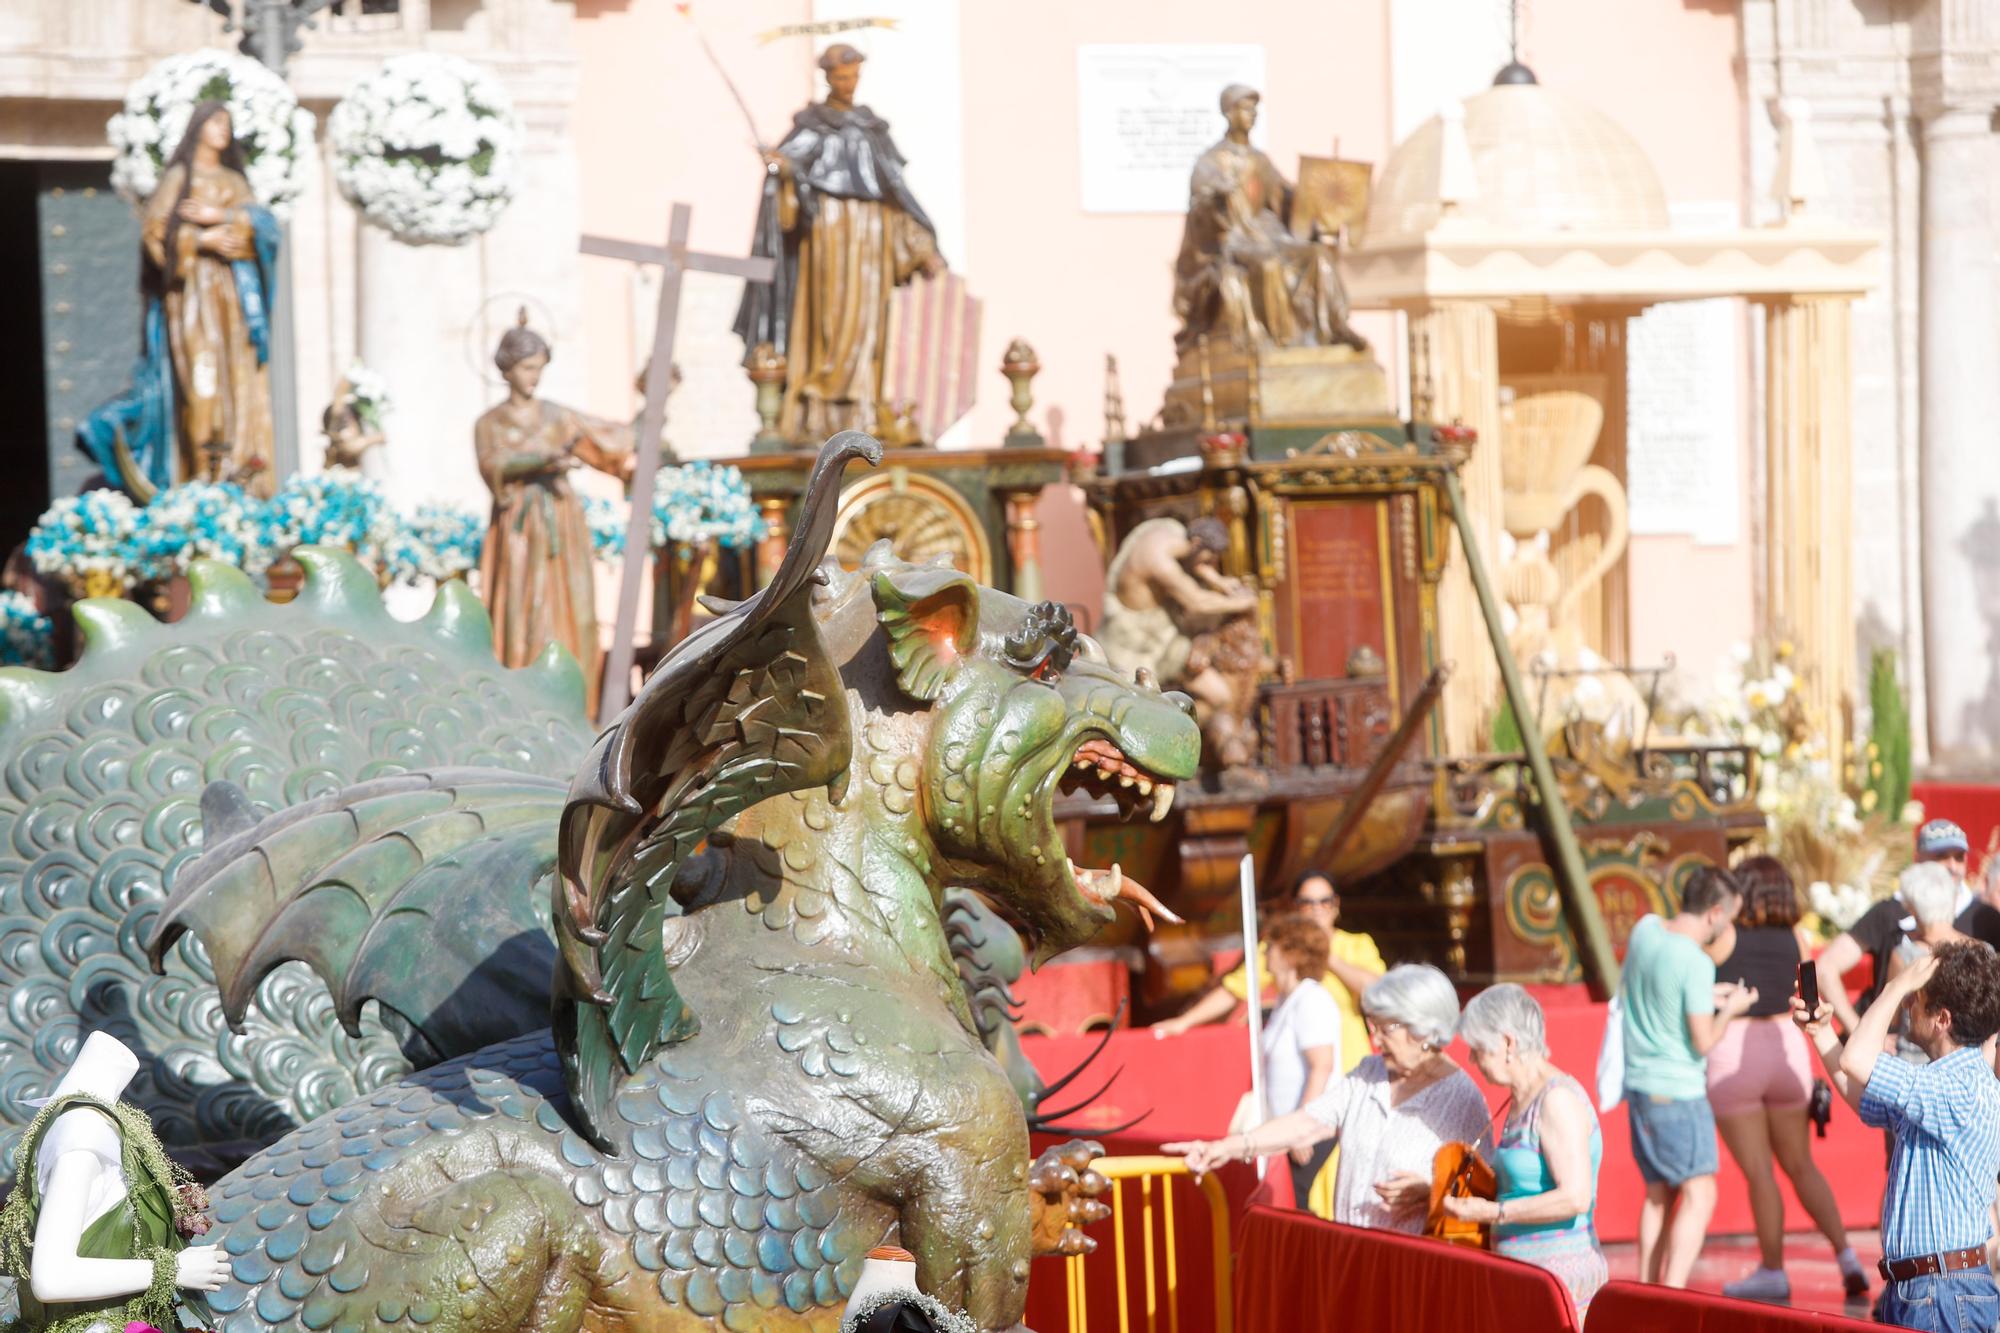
[1706,857,1867,1302]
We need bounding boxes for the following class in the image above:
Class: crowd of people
[1160,820,2000,1331]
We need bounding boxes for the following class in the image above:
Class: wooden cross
[580,202,776,723]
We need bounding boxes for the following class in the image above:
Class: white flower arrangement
[28,478,484,598]
[130,481,267,578]
[327,53,520,246]
[261,468,388,556]
[1675,640,1917,929]
[379,504,484,585]
[584,465,768,565]
[26,490,143,598]
[651,462,766,550]
[342,361,393,430]
[1807,880,1874,933]
[105,48,316,214]
[583,496,630,562]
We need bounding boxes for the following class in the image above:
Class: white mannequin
[26,1031,230,1305]
[840,1245,921,1324]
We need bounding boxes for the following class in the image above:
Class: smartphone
[1797,960,1820,1012]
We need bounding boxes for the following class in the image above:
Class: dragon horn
[1029,1066,1126,1127]
[1032,999,1127,1105]
[1034,1109,1153,1138]
[770,431,883,598]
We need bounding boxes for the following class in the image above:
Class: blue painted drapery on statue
[75,204,278,498]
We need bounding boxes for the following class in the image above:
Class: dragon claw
[1030,1139,1112,1258]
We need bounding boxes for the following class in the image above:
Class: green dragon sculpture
[148,433,1201,1331]
[0,549,592,1174]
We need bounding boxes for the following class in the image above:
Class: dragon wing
[555,430,881,1146]
[146,767,567,1065]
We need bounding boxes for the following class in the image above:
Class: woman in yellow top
[1153,872,1385,1214]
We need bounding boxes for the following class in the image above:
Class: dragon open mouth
[1058,737,1178,822]
[1053,737,1183,932]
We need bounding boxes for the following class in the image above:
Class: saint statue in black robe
[733,44,943,442]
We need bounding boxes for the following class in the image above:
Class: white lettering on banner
[1076,44,1267,214]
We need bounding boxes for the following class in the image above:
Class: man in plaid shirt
[1797,939,2000,1331]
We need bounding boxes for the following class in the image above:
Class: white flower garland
[105,48,316,215]
[328,53,520,246]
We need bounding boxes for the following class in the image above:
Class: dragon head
[862,551,1202,965]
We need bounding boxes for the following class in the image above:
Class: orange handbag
[1427,1140,1498,1249]
[1425,1098,1508,1250]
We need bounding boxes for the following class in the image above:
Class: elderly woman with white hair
[1444,984,1608,1314]
[1885,861,1974,1064]
[1166,964,1489,1231]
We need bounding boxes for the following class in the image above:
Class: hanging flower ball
[105,48,316,215]
[327,53,520,246]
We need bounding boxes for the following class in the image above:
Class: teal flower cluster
[0,592,53,669]
[585,462,766,562]
[379,504,485,584]
[29,462,766,596]
[27,471,483,593]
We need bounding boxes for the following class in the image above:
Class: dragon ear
[872,566,981,701]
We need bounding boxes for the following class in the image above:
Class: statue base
[1163,343,1394,430]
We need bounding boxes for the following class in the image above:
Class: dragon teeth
[1118,775,1134,788]
[1149,783,1175,823]
[1135,777,1153,795]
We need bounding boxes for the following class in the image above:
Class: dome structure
[1366,82,1669,238]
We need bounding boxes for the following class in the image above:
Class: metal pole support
[1441,469,1621,997]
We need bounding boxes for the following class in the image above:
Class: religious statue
[474,312,635,716]
[1100,516,1269,771]
[1173,85,1367,354]
[0,1031,230,1333]
[78,100,281,500]
[320,374,386,476]
[734,44,945,441]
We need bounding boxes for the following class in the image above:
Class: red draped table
[1234,1204,1581,1332]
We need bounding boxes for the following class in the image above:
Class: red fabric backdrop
[1233,1204,1582,1333]
[1912,781,2000,875]
[1230,1211,1888,1333]
[1583,1280,1880,1333]
[1019,988,1886,1251]
[1020,1026,1262,1333]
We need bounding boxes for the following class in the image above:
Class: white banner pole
[1239,852,1267,1180]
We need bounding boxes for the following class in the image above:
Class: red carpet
[1606,1230,1884,1320]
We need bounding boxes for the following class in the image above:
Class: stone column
[1002,490,1045,603]
[1760,294,1857,766]
[1409,301,1502,754]
[1918,108,2000,766]
[755,496,790,588]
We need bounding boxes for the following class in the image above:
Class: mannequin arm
[30,1151,153,1303]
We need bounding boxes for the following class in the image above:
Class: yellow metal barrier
[1062,1156,1232,1333]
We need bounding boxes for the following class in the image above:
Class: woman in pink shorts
[1708,856,1867,1303]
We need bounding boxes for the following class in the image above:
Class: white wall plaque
[1076,44,1267,214]
[1625,203,1742,546]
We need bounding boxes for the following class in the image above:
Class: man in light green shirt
[1620,867,1756,1289]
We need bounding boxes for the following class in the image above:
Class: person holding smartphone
[1707,857,1868,1301]
[1795,941,2000,1331]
